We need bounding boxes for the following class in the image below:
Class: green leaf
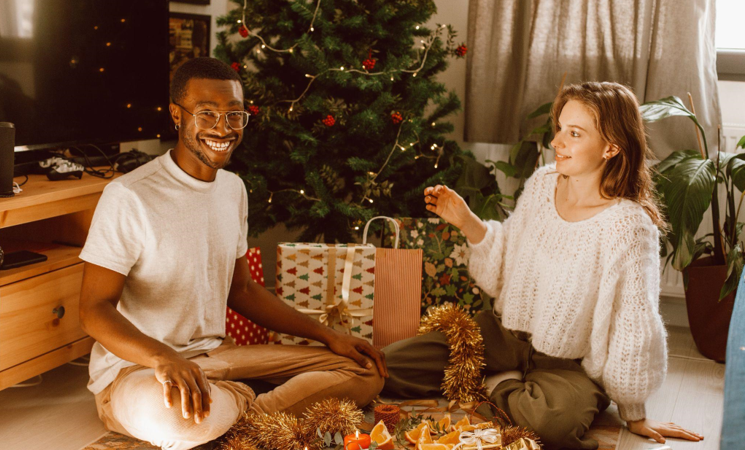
[728,154,745,191]
[661,157,716,271]
[737,135,745,150]
[719,245,744,301]
[527,102,553,119]
[640,96,708,156]
[493,160,517,178]
[655,149,702,175]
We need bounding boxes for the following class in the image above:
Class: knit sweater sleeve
[466,166,546,297]
[601,216,668,422]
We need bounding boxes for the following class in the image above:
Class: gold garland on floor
[215,398,364,450]
[419,303,488,402]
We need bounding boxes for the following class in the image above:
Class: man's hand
[324,330,388,378]
[627,418,703,444]
[154,354,212,424]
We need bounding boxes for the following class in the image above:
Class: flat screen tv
[0,0,170,152]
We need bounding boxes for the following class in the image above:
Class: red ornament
[231,62,240,72]
[239,25,249,38]
[391,111,403,124]
[362,49,376,71]
[455,44,467,57]
[322,115,336,127]
[248,105,260,116]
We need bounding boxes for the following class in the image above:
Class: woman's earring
[175,124,180,131]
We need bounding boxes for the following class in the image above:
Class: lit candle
[344,430,371,450]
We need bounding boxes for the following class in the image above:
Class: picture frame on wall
[169,13,211,82]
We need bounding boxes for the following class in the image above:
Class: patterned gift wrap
[226,247,270,345]
[388,218,488,316]
[274,243,376,345]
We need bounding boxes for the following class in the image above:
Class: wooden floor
[0,326,725,450]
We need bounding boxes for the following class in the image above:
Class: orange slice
[436,430,462,445]
[436,414,452,433]
[370,420,395,450]
[415,424,434,450]
[419,444,452,450]
[405,422,429,444]
[451,416,470,432]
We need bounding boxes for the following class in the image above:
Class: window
[717,0,745,80]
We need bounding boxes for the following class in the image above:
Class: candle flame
[355,430,359,438]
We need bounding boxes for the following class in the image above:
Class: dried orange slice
[370,420,394,450]
[405,422,429,444]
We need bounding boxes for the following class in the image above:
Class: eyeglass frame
[173,102,250,130]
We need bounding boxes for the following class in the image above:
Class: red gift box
[226,247,269,345]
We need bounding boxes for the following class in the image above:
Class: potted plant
[641,96,742,362]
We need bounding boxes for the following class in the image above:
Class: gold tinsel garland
[215,398,363,450]
[419,303,487,402]
[302,397,364,438]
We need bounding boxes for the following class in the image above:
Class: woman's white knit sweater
[468,164,667,422]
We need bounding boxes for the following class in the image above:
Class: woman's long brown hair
[551,81,667,229]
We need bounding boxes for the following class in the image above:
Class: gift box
[388,218,488,316]
[226,247,270,345]
[274,242,376,345]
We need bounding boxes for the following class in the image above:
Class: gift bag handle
[362,216,400,249]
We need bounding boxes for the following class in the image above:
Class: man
[79,57,386,450]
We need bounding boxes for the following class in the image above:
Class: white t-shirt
[80,150,249,394]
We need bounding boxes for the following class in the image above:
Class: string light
[368,198,374,203]
[431,122,436,127]
[126,103,132,108]
[299,189,305,194]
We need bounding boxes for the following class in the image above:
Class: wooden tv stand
[0,171,120,390]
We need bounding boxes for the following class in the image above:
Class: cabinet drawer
[0,263,86,371]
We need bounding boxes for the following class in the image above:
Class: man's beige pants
[94,338,384,450]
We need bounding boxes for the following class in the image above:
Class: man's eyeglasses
[174,103,250,130]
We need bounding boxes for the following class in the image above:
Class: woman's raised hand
[424,185,473,229]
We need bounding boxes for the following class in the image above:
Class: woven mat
[80,397,622,449]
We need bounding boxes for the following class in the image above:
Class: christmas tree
[215,0,470,242]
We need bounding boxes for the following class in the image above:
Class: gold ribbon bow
[453,428,501,450]
[298,245,373,332]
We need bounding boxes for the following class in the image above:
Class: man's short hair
[170,57,242,104]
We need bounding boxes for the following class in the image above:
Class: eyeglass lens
[195,111,249,130]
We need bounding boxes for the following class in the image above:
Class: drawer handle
[53,306,65,319]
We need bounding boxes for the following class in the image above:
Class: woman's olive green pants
[382,310,611,450]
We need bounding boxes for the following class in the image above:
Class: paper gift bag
[226,247,270,345]
[388,218,488,316]
[365,217,423,348]
[275,241,376,345]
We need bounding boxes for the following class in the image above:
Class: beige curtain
[465,0,721,159]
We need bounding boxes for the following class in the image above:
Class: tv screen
[0,0,170,151]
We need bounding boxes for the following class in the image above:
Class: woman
[383,82,703,449]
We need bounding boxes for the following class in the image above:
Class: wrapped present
[453,427,502,449]
[388,218,488,316]
[226,247,269,345]
[274,242,376,345]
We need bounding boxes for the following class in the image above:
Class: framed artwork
[169,13,211,82]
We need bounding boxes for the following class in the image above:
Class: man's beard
[181,128,233,170]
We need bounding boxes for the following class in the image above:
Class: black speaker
[0,122,15,198]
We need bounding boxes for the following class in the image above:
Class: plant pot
[683,257,736,362]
